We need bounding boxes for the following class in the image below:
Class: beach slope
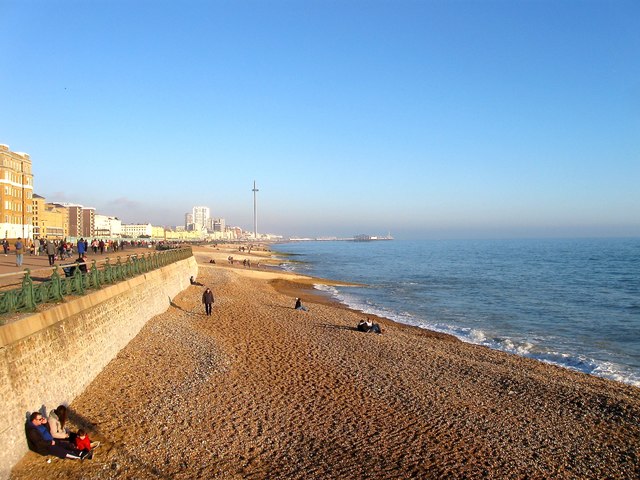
[10,255,640,479]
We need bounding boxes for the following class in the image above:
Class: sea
[272,238,640,387]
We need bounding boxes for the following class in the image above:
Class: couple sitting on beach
[25,405,99,461]
[357,318,382,334]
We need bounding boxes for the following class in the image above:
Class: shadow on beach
[319,323,359,332]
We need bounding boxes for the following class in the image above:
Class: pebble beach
[10,245,640,479]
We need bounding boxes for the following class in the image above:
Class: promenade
[0,245,157,291]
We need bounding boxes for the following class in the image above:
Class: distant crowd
[4,237,160,268]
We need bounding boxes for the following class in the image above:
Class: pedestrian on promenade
[14,237,24,267]
[77,238,86,256]
[2,239,8,256]
[202,287,215,316]
[46,239,56,266]
[34,238,41,256]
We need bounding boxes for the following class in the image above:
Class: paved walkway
[0,246,157,290]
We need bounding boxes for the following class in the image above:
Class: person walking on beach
[202,287,214,316]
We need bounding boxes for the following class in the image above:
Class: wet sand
[10,246,640,479]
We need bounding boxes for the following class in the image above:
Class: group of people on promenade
[4,237,128,266]
[3,237,160,269]
[25,405,99,461]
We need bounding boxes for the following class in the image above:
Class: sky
[1,0,638,239]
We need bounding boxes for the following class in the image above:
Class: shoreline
[264,242,640,388]
[10,244,640,479]
[196,243,459,342]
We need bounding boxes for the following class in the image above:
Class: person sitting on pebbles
[25,412,83,460]
[74,429,100,460]
[357,318,382,334]
[294,298,309,311]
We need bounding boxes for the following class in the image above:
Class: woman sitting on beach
[294,298,309,312]
[357,318,382,334]
[48,405,76,443]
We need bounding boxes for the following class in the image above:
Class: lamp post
[252,181,259,239]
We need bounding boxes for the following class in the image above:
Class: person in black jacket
[25,412,83,460]
[202,287,214,316]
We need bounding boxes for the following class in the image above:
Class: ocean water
[272,238,640,387]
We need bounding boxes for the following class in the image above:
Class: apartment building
[0,144,34,239]
[192,206,210,230]
[94,214,122,237]
[121,223,153,238]
[32,194,69,239]
[64,204,83,238]
[82,207,95,238]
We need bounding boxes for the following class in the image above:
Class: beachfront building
[62,204,83,237]
[164,228,204,241]
[230,226,243,238]
[40,204,68,239]
[31,194,45,238]
[121,223,153,238]
[54,203,99,238]
[0,144,34,239]
[209,217,226,234]
[42,204,69,239]
[151,225,165,240]
[81,207,95,238]
[184,213,193,230]
[94,214,122,238]
[192,206,210,231]
[31,194,69,239]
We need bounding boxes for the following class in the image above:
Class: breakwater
[0,254,197,479]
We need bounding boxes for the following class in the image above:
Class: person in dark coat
[294,298,309,311]
[45,240,56,266]
[25,412,82,460]
[357,318,382,334]
[202,287,214,316]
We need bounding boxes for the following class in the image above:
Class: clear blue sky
[1,0,638,239]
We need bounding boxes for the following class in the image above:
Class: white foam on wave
[314,284,417,325]
[311,283,640,388]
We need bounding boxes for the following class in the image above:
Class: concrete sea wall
[0,255,197,479]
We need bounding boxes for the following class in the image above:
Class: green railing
[0,247,193,318]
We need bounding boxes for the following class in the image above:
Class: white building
[121,223,153,238]
[94,214,122,237]
[192,206,210,230]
